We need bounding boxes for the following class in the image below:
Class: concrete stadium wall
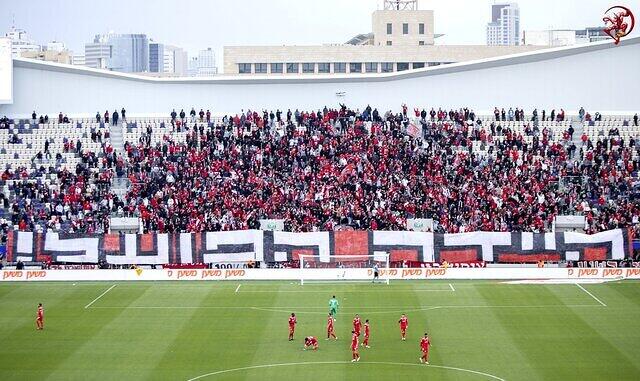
[1,37,639,117]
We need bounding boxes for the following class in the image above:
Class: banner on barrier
[2,267,640,282]
[3,228,633,265]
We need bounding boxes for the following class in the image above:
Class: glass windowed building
[107,34,149,73]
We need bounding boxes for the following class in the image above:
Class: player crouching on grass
[350,330,360,362]
[419,332,432,364]
[327,313,337,340]
[303,336,319,351]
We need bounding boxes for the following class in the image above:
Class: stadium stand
[0,117,121,234]
[0,105,639,241]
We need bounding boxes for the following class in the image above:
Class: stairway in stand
[108,120,130,200]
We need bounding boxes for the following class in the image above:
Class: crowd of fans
[1,105,639,241]
[118,104,639,237]
[1,128,125,234]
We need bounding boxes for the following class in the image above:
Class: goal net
[299,254,390,285]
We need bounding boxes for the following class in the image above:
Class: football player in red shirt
[420,332,432,364]
[353,314,362,337]
[350,330,360,362]
[288,313,297,341]
[398,314,409,340]
[327,313,337,340]
[362,319,371,348]
[303,336,318,350]
[36,303,44,330]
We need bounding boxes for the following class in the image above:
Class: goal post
[299,254,390,285]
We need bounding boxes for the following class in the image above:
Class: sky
[1,0,639,68]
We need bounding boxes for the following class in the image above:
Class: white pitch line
[84,284,117,309]
[575,283,607,307]
[88,304,602,315]
[449,283,455,292]
[235,284,242,293]
[233,289,452,293]
[186,361,505,381]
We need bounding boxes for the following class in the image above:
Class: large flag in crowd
[3,229,633,264]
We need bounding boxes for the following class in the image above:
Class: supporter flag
[407,123,420,138]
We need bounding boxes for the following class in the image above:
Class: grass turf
[0,280,639,380]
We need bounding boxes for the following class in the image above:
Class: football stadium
[0,1,639,380]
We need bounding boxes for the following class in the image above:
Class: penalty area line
[575,283,607,307]
[84,284,117,309]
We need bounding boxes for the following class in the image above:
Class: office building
[163,45,188,75]
[45,41,66,52]
[4,27,41,56]
[107,34,149,72]
[21,50,72,64]
[197,48,217,76]
[575,27,610,43]
[486,3,520,46]
[72,54,86,66]
[523,30,577,46]
[523,27,612,46]
[224,0,538,75]
[85,35,111,69]
[149,42,164,72]
[187,56,199,77]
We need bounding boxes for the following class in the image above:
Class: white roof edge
[13,36,640,85]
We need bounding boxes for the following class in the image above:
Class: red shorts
[351,346,358,352]
[400,326,407,332]
[37,317,43,321]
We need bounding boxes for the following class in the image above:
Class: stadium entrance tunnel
[187,361,505,381]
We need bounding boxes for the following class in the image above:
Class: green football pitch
[1,280,639,381]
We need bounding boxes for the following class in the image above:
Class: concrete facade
[1,37,638,117]
[223,44,542,74]
[371,10,434,46]
[20,50,72,65]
